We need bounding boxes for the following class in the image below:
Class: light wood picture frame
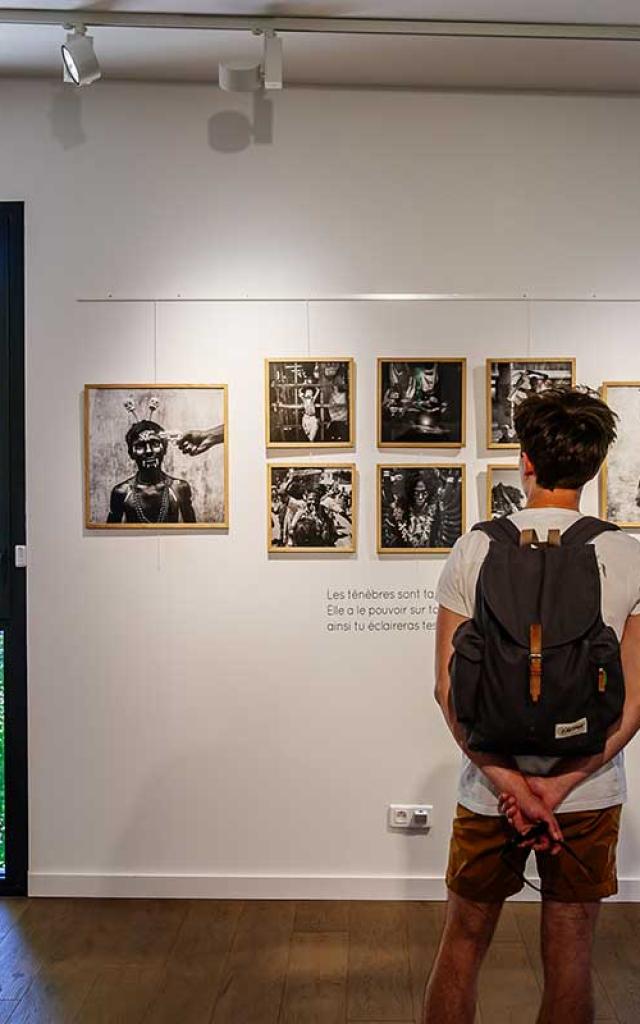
[377,357,467,448]
[265,358,355,449]
[486,358,576,450]
[486,463,525,519]
[84,383,229,530]
[600,381,640,528]
[268,463,357,553]
[377,463,466,554]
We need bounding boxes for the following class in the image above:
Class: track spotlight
[218,30,283,92]
[218,62,262,93]
[61,26,101,87]
[263,31,283,91]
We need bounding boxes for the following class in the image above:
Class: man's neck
[136,468,165,485]
[525,487,581,512]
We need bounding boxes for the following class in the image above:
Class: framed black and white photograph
[486,464,525,519]
[84,384,228,529]
[486,358,576,449]
[377,358,466,447]
[268,464,356,553]
[265,358,354,448]
[377,464,465,554]
[600,382,640,528]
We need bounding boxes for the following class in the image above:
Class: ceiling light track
[3,10,640,43]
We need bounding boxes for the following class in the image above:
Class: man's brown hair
[513,386,617,490]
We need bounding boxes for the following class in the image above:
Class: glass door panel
[0,203,26,895]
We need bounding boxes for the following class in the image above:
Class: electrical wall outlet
[388,804,433,830]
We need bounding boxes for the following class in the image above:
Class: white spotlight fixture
[218,30,283,92]
[61,26,101,87]
[263,31,283,91]
[218,61,262,93]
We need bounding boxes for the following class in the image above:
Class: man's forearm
[437,675,530,801]
[538,614,640,806]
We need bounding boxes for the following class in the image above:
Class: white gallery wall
[2,78,640,896]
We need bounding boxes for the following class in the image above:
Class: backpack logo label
[555,717,588,740]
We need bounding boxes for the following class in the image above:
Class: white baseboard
[27,873,640,901]
[28,873,450,900]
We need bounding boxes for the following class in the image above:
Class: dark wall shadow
[208,92,274,153]
[48,86,86,150]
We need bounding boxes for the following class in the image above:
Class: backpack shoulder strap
[561,515,620,547]
[472,517,520,546]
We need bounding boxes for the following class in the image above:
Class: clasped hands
[499,775,571,855]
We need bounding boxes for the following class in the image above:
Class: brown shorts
[446,803,622,903]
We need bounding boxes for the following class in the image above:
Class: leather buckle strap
[520,529,540,547]
[529,623,542,703]
[520,528,561,548]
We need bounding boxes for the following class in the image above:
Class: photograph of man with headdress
[378,358,466,447]
[378,464,465,553]
[84,385,227,529]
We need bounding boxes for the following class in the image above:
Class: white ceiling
[2,2,640,91]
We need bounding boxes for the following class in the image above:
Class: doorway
[0,202,27,894]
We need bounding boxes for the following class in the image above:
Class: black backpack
[450,516,625,757]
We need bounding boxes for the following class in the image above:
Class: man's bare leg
[422,890,503,1024]
[536,900,600,1024]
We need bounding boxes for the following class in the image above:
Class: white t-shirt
[436,508,640,815]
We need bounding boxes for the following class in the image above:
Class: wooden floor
[0,898,637,1022]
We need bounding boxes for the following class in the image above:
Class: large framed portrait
[377,358,466,447]
[377,464,465,554]
[265,358,354,448]
[600,382,640,528]
[268,464,356,553]
[486,358,576,449]
[486,464,525,519]
[84,384,228,529]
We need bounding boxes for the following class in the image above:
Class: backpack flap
[539,545,600,647]
[479,541,601,647]
[478,543,545,647]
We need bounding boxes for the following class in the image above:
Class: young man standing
[423,387,640,1024]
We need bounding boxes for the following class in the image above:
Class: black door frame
[0,202,27,895]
